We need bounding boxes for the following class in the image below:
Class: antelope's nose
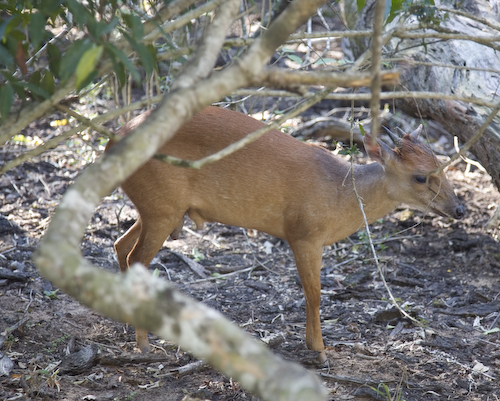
[455,204,465,220]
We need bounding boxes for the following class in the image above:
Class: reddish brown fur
[107,106,464,363]
[398,134,437,165]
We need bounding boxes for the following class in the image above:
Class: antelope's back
[110,106,341,238]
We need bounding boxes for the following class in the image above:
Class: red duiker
[106,106,464,363]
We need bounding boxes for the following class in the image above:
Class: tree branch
[255,67,400,90]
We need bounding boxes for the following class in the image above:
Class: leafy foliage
[0,0,159,119]
[356,1,441,27]
[385,0,444,25]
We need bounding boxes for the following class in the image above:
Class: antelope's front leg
[290,240,326,364]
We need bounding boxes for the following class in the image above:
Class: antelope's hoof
[317,350,327,365]
[136,329,150,353]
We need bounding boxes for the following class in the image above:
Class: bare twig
[189,264,259,283]
[231,89,500,111]
[172,0,241,90]
[394,25,500,51]
[165,360,206,377]
[385,58,500,75]
[352,29,396,71]
[170,251,210,278]
[54,105,116,140]
[434,101,500,175]
[0,316,29,337]
[348,148,420,325]
[435,6,500,31]
[350,0,420,326]
[368,0,386,142]
[113,0,201,48]
[143,0,227,43]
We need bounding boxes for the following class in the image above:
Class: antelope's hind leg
[114,218,142,273]
[115,213,185,352]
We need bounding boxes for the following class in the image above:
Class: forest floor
[1,109,500,401]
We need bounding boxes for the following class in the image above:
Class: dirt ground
[1,109,500,401]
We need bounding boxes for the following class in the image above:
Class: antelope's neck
[351,163,401,223]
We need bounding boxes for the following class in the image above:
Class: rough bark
[344,0,500,191]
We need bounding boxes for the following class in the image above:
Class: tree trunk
[344,0,500,192]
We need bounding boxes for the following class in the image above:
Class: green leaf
[47,43,61,77]
[0,14,24,43]
[75,45,103,89]
[40,70,55,95]
[122,13,144,39]
[109,52,126,88]
[357,0,366,12]
[65,0,89,29]
[0,45,14,67]
[1,73,26,99]
[286,54,302,64]
[122,32,154,77]
[28,70,42,87]
[28,12,46,51]
[104,42,140,83]
[59,39,93,81]
[136,42,155,76]
[192,248,204,262]
[43,289,59,300]
[12,80,51,99]
[93,17,119,38]
[0,84,14,120]
[37,0,64,17]
[0,15,14,41]
[6,30,25,53]
[386,0,404,23]
[147,44,158,72]
[314,58,340,65]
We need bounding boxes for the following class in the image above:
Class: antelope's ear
[409,124,423,140]
[363,133,394,166]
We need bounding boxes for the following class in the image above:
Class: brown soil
[1,114,499,401]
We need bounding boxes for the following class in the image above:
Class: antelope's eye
[414,175,427,184]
